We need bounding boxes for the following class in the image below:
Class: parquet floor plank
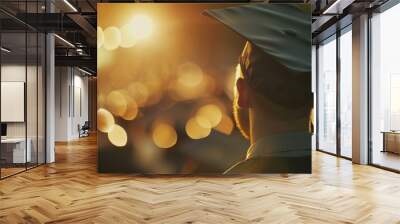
[0,135,399,223]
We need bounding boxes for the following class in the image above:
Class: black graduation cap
[204,3,311,73]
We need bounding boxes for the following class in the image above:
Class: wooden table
[381,131,400,154]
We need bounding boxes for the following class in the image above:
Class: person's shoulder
[224,156,311,174]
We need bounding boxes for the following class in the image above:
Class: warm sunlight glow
[120,23,138,48]
[97,26,104,49]
[127,82,149,107]
[97,108,115,133]
[168,75,215,102]
[130,14,154,40]
[152,122,178,149]
[103,26,122,50]
[178,62,204,87]
[108,124,128,147]
[97,47,114,70]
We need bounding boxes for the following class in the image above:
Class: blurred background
[97,3,249,174]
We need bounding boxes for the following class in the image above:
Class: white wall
[72,73,89,138]
[1,65,38,138]
[55,67,70,141]
[1,82,25,122]
[1,64,46,164]
[54,67,89,141]
[1,65,26,139]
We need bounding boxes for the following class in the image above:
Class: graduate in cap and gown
[204,3,313,174]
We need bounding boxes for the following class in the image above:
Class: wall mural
[97,3,312,174]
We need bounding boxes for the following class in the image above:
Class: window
[370,2,400,171]
[339,28,352,158]
[317,36,337,154]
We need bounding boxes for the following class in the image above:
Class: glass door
[1,30,28,178]
[0,1,47,179]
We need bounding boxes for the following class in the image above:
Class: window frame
[315,24,353,160]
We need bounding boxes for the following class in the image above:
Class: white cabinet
[1,138,32,163]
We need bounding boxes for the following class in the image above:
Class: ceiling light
[1,47,11,53]
[78,67,93,76]
[54,34,75,48]
[63,0,78,12]
[323,0,345,15]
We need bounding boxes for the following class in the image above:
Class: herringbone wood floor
[1,135,400,224]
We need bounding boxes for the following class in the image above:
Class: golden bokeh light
[97,108,115,133]
[127,82,149,107]
[106,65,137,90]
[133,138,163,167]
[196,104,222,128]
[107,124,128,147]
[97,47,114,70]
[98,94,106,107]
[178,62,203,87]
[97,7,242,155]
[103,26,122,50]
[145,91,163,106]
[122,99,139,121]
[125,72,163,107]
[168,81,199,101]
[214,114,234,135]
[143,72,163,93]
[130,15,153,40]
[106,90,127,116]
[97,26,104,49]
[119,23,138,48]
[168,75,216,102]
[195,115,212,129]
[152,122,178,149]
[143,77,163,106]
[185,117,211,139]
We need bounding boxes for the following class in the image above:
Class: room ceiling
[0,0,394,74]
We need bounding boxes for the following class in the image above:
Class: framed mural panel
[97,3,312,174]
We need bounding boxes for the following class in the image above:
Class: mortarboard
[204,3,311,73]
